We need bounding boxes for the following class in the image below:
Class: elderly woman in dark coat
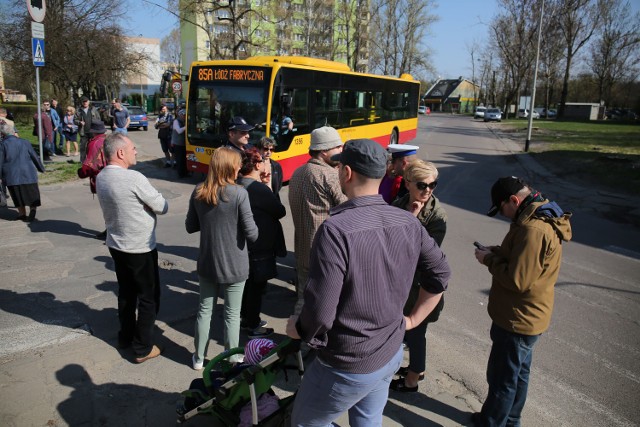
[0,119,45,221]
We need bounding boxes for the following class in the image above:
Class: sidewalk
[0,145,478,426]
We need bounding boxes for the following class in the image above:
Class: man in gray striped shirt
[96,133,168,364]
[286,139,451,426]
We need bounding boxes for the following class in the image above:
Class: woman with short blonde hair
[62,106,79,156]
[391,158,447,393]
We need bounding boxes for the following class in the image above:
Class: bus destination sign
[197,67,265,82]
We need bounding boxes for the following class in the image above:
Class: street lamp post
[525,0,545,152]
[139,34,145,108]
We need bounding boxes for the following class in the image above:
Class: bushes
[2,103,38,125]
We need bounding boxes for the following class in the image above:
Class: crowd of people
[0,106,573,426]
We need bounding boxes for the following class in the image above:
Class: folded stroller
[177,339,304,426]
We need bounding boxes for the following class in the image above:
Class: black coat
[270,159,283,198]
[238,177,286,258]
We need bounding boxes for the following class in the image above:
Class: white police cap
[387,144,419,159]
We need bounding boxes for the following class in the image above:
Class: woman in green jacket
[391,159,447,392]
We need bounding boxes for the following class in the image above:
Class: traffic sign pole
[35,67,43,163]
[27,0,47,162]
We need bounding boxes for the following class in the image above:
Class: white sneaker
[192,354,203,370]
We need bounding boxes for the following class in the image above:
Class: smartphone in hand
[474,241,487,250]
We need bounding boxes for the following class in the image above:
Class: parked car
[418,106,427,114]
[517,108,540,119]
[127,106,148,131]
[484,108,502,122]
[474,106,487,119]
[606,108,637,121]
[534,107,557,119]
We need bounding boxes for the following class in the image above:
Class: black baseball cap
[331,138,387,179]
[487,176,528,216]
[227,116,255,132]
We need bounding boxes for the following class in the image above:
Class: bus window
[187,66,271,148]
[314,89,342,129]
[271,88,309,152]
[341,90,368,128]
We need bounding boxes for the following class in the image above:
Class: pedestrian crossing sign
[32,38,45,67]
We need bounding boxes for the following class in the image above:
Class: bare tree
[369,0,438,77]
[334,0,369,71]
[489,0,540,117]
[0,0,145,104]
[537,0,565,113]
[554,0,601,118]
[587,0,640,107]
[299,0,334,58]
[160,28,182,71]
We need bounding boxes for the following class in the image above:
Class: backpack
[77,135,106,193]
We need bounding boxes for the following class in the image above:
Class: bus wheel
[389,129,398,145]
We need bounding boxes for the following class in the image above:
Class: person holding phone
[472,176,572,427]
[390,159,447,392]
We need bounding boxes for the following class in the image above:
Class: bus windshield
[187,65,271,148]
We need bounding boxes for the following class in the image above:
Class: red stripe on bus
[277,153,311,182]
[187,126,417,182]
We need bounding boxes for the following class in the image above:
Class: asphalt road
[0,116,638,426]
[416,113,640,427]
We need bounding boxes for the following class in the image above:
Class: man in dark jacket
[75,97,101,162]
[154,105,173,167]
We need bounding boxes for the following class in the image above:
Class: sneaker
[192,353,203,370]
[164,161,172,168]
[248,326,274,339]
[135,345,162,363]
[241,320,268,331]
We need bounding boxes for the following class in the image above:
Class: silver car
[484,108,502,122]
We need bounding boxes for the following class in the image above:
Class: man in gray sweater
[96,133,168,363]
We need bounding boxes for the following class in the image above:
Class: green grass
[14,123,81,185]
[499,119,640,195]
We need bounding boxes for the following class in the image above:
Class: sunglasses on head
[415,181,438,191]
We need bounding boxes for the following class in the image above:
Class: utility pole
[525,0,544,152]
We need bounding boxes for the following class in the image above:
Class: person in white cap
[378,144,419,203]
[288,126,347,315]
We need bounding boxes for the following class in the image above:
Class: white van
[474,107,487,119]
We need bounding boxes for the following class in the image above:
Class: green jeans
[194,275,245,364]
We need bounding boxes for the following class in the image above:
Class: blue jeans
[479,323,540,427]
[193,275,245,364]
[291,345,403,427]
[54,128,65,151]
[114,127,128,135]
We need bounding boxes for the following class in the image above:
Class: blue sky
[127,0,639,80]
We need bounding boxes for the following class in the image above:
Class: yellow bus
[185,56,420,181]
